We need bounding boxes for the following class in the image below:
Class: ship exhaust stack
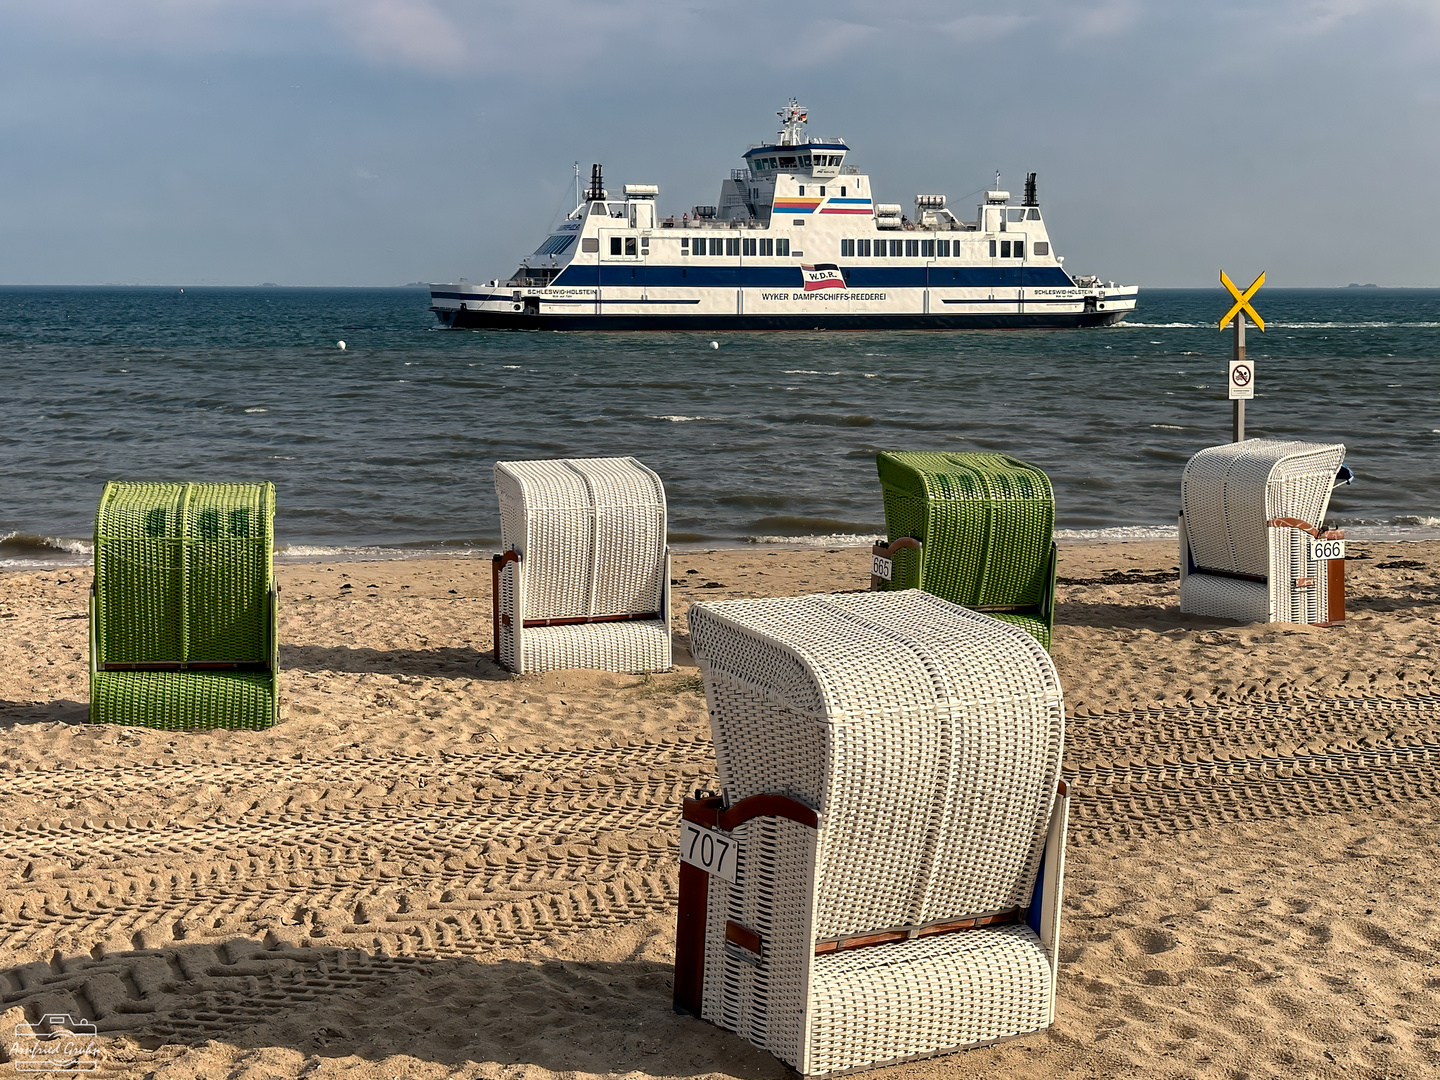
[586,163,606,202]
[1023,172,1038,207]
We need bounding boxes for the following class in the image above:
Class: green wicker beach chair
[90,481,279,730]
[873,451,1057,649]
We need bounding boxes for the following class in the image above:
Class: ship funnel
[586,163,606,202]
[1023,172,1037,207]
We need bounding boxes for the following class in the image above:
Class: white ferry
[430,101,1138,330]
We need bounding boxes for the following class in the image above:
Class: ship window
[1034,241,1049,255]
[841,239,855,257]
[725,237,739,256]
[989,240,997,257]
[937,239,950,257]
[1027,208,1041,220]
[610,237,622,255]
[857,238,870,257]
[921,240,935,258]
[889,239,903,257]
[1007,208,1024,222]
[625,237,637,256]
[840,186,846,196]
[780,157,796,167]
[582,237,599,253]
[710,237,723,256]
[1014,240,1024,259]
[1001,240,1011,258]
[798,186,805,196]
[681,238,689,253]
[905,239,919,257]
[819,186,826,197]
[743,237,757,256]
[776,238,790,256]
[641,237,649,254]
[760,238,774,256]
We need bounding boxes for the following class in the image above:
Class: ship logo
[801,264,846,291]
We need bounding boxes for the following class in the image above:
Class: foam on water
[0,532,92,569]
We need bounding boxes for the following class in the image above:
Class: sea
[2,286,1437,569]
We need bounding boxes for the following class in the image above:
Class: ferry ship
[430,101,1138,330]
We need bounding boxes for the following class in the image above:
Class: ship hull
[436,307,1131,331]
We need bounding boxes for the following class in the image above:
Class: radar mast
[777,99,808,146]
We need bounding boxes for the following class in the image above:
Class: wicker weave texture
[688,590,1064,1074]
[94,482,274,665]
[807,924,1054,1074]
[1180,440,1344,577]
[876,452,1053,608]
[1178,573,1271,623]
[494,457,666,621]
[90,481,278,731]
[90,671,277,731]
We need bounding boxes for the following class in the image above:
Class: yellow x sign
[1219,270,1265,332]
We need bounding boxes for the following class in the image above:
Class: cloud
[319,0,466,71]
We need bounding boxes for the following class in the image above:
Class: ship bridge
[742,99,850,180]
[743,141,850,179]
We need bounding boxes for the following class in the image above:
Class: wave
[766,413,877,427]
[741,532,885,548]
[0,532,93,569]
[651,415,716,423]
[1122,320,1440,330]
[1055,525,1179,542]
[274,541,498,563]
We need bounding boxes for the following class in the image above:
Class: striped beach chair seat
[90,481,279,730]
[873,450,1058,649]
[1179,439,1350,625]
[492,457,671,675]
[676,589,1068,1076]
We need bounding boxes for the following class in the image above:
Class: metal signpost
[1219,270,1265,442]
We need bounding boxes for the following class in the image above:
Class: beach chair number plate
[1311,538,1346,562]
[872,555,893,582]
[679,821,738,882]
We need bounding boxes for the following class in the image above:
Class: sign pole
[1232,312,1245,443]
[1219,269,1263,443]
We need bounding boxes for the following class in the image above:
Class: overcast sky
[0,0,1436,287]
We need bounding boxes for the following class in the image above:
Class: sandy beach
[2,539,1439,1079]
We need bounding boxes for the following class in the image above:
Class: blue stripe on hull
[440,310,1130,331]
[551,264,1076,289]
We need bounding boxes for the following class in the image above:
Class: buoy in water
[710,341,719,349]
[337,340,346,351]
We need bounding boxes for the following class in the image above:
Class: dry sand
[1,540,1438,1079]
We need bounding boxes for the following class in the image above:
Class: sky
[0,0,1436,287]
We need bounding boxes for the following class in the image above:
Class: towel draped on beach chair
[873,450,1058,649]
[492,456,671,675]
[1179,439,1349,625]
[677,590,1068,1077]
[90,481,279,730]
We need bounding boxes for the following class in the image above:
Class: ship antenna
[574,162,581,212]
[994,169,1001,192]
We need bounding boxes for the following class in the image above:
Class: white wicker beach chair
[676,590,1068,1077]
[492,457,671,674]
[1178,439,1350,625]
